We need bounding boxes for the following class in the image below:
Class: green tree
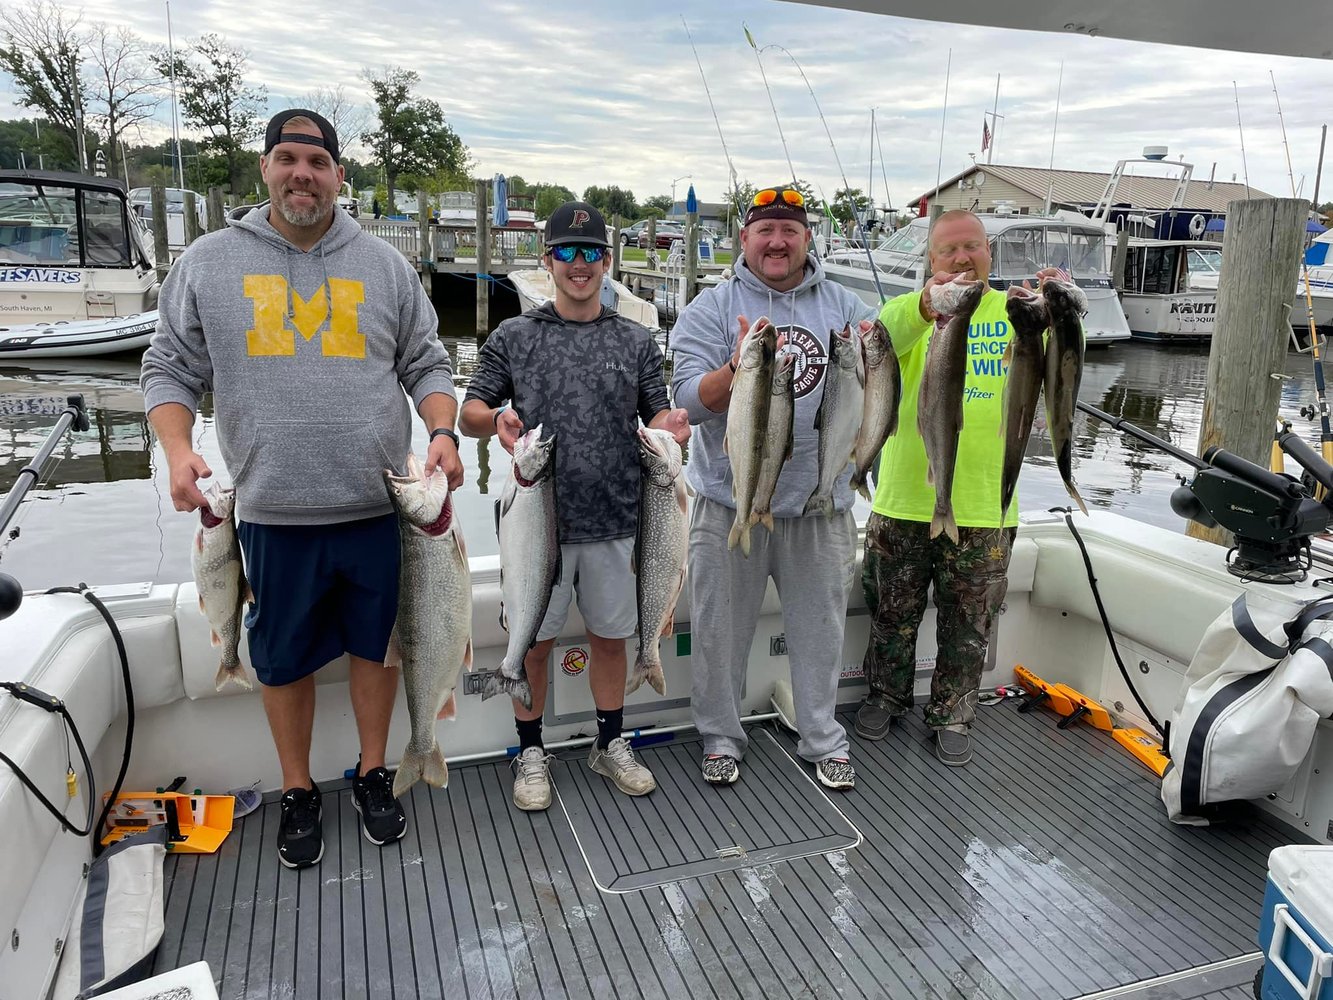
[581,184,636,220]
[831,186,871,230]
[532,183,576,219]
[0,0,89,169]
[157,34,267,195]
[87,25,161,180]
[643,194,673,215]
[361,66,466,217]
[0,116,81,171]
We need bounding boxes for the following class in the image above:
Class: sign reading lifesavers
[561,647,588,677]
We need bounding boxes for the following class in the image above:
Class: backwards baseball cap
[264,108,340,163]
[544,201,610,248]
[744,185,808,227]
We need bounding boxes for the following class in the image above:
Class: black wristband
[430,427,459,447]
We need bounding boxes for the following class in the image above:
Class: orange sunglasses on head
[752,187,805,208]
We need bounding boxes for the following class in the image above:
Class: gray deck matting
[555,727,860,892]
[152,702,1307,999]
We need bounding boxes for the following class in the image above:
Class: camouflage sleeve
[463,324,513,408]
[879,290,932,357]
[637,333,671,422]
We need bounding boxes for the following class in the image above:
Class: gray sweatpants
[689,496,856,762]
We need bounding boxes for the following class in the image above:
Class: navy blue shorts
[237,514,400,687]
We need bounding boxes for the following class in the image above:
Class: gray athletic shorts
[536,536,637,641]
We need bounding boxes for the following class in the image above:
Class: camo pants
[860,513,1015,728]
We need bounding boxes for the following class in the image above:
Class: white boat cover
[1162,594,1333,825]
[50,827,167,1000]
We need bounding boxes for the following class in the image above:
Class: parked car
[127,186,208,227]
[637,224,685,250]
[619,220,651,246]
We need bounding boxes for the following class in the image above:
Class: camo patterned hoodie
[464,302,670,544]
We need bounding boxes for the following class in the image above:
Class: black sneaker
[277,783,323,869]
[352,765,407,846]
[853,701,898,741]
[702,753,740,785]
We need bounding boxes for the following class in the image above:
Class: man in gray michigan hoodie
[140,110,461,869]
[671,185,875,791]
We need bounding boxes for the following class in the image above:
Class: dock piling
[149,181,169,282]
[475,179,490,336]
[1188,196,1309,546]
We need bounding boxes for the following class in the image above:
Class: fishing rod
[682,17,747,231]
[1270,72,1333,495]
[743,24,798,187]
[0,394,89,620]
[747,31,887,302]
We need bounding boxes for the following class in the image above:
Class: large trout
[918,278,985,543]
[488,426,559,708]
[627,428,688,697]
[384,453,472,798]
[1043,278,1090,515]
[724,318,777,555]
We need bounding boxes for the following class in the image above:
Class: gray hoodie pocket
[236,417,401,513]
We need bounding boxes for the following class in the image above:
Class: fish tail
[850,470,872,501]
[1065,479,1090,515]
[727,516,743,551]
[481,668,534,710]
[392,744,449,799]
[214,658,253,693]
[761,511,774,531]
[803,493,833,518]
[627,655,667,697]
[930,506,960,544]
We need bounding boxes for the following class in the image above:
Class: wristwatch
[430,427,459,447]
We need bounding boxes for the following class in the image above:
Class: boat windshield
[877,224,925,255]
[1187,247,1222,274]
[0,182,133,267]
[992,225,1107,279]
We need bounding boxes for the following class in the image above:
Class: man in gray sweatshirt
[671,185,875,790]
[140,110,462,869]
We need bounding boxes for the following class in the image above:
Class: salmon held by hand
[628,428,688,697]
[192,483,252,692]
[918,277,986,543]
[383,453,473,799]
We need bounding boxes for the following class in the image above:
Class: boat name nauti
[1169,300,1217,316]
[0,268,82,284]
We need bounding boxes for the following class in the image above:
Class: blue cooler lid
[1268,845,1333,935]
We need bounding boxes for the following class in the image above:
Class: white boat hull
[1121,291,1217,341]
[0,311,158,359]
[509,268,660,332]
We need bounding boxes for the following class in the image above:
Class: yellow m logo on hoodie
[244,276,366,358]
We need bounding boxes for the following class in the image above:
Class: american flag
[981,119,991,152]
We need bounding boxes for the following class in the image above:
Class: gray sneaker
[588,737,656,796]
[934,726,972,767]
[853,701,897,741]
[816,757,856,790]
[512,746,553,811]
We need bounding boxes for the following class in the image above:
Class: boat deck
[153,703,1302,999]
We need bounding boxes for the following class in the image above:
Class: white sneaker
[588,737,656,796]
[512,746,553,811]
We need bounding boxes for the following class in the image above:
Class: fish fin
[197,595,207,614]
[761,511,774,531]
[1066,480,1090,515]
[686,482,696,498]
[627,655,667,697]
[481,669,533,710]
[802,493,833,518]
[453,526,468,563]
[384,629,403,669]
[727,516,743,551]
[740,520,752,557]
[463,639,473,671]
[647,662,666,696]
[214,661,253,693]
[194,532,204,552]
[1001,340,1014,366]
[723,433,729,455]
[498,601,508,633]
[209,629,221,648]
[392,745,449,799]
[852,473,871,502]
[930,508,960,544]
[438,692,457,720]
[675,477,688,513]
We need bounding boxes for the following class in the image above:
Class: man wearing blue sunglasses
[461,200,689,812]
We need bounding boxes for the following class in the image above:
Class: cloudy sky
[7,0,1333,209]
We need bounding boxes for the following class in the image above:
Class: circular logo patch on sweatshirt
[779,325,827,398]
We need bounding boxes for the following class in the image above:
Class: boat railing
[356,218,542,269]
